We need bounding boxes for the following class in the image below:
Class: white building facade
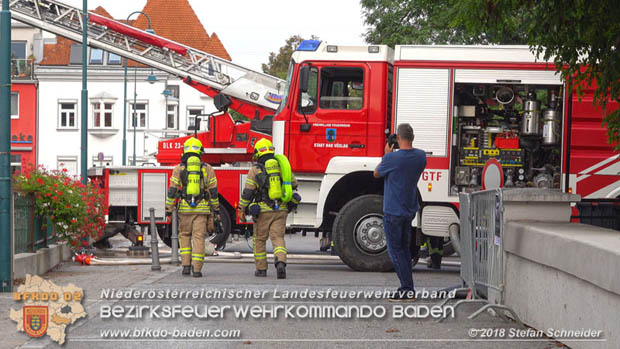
[36,62,217,174]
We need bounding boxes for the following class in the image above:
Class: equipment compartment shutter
[141,172,168,223]
[454,69,563,85]
[395,68,450,157]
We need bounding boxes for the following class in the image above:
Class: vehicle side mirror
[299,66,309,93]
[213,94,232,112]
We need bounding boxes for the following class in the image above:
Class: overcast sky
[60,0,368,71]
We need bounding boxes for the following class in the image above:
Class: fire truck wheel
[158,225,172,248]
[211,208,232,239]
[333,194,392,272]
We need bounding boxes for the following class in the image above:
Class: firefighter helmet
[183,137,203,155]
[253,138,275,160]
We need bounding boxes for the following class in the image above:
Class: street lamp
[122,11,154,166]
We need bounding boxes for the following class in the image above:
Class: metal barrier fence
[12,192,56,254]
[438,189,521,324]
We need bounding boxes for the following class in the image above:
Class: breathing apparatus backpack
[180,154,205,207]
[255,154,293,210]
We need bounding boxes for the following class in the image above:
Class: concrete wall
[13,242,72,279]
[498,189,620,349]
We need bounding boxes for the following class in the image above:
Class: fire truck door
[288,65,368,172]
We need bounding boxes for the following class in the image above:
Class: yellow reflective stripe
[246,179,258,187]
[273,247,287,254]
[428,247,443,255]
[165,198,175,203]
[208,177,217,184]
[192,257,204,261]
[192,254,205,257]
[254,256,266,260]
[170,177,180,184]
[178,209,210,214]
[254,252,266,256]
[239,198,250,205]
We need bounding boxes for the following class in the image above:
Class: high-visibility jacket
[238,161,298,213]
[166,162,219,214]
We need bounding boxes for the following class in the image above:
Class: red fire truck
[154,42,619,271]
[12,0,619,271]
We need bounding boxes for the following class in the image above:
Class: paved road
[1,234,562,349]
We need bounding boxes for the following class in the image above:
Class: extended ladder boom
[9,0,286,112]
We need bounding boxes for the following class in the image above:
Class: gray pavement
[1,234,563,349]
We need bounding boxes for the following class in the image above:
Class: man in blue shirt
[373,124,427,302]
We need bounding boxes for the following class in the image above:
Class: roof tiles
[40,1,231,67]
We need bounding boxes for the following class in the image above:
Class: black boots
[427,254,442,270]
[254,270,267,277]
[184,265,202,277]
[275,257,286,279]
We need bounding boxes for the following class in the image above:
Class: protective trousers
[253,210,288,271]
[427,236,444,266]
[178,213,208,271]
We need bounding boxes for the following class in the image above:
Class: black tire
[333,194,393,272]
[158,224,172,247]
[209,207,232,250]
[158,208,233,249]
[219,207,232,236]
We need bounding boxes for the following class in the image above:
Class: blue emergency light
[297,40,321,51]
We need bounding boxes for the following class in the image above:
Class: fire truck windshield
[275,60,295,115]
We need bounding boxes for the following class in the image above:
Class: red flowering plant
[13,164,107,249]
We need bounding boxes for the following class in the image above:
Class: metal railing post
[149,208,161,271]
[170,208,179,265]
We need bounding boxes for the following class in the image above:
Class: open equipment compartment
[450,82,564,194]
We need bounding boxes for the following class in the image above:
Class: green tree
[361,0,619,149]
[360,0,526,46]
[454,0,620,149]
[262,35,318,79]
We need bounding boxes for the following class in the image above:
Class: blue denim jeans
[383,214,414,291]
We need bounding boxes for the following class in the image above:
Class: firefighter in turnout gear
[238,138,300,279]
[166,137,220,277]
[426,236,444,269]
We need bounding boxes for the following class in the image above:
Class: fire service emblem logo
[23,306,49,338]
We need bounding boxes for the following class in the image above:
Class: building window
[92,102,114,128]
[129,102,148,129]
[69,44,83,65]
[187,107,204,130]
[167,104,178,129]
[108,53,122,65]
[57,156,78,176]
[167,85,180,98]
[89,48,103,64]
[11,41,26,59]
[58,101,77,128]
[10,154,22,174]
[11,92,18,119]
